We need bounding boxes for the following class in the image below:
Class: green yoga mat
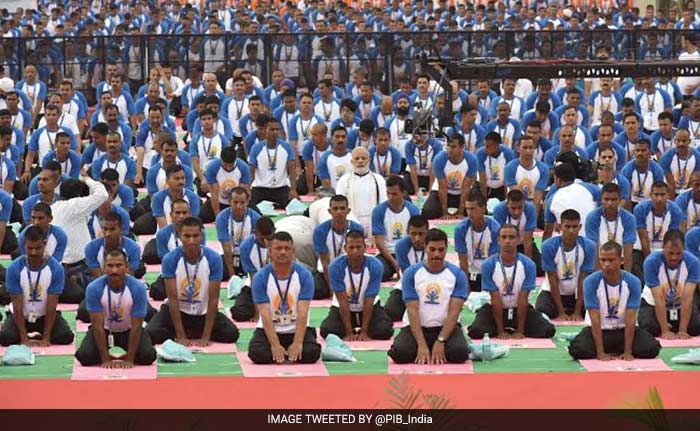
[158,353,243,377]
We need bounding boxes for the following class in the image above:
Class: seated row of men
[6,186,696,366]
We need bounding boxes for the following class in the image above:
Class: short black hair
[601,182,620,195]
[103,211,123,225]
[408,215,429,229]
[271,231,293,244]
[386,175,406,190]
[600,240,622,256]
[181,216,203,230]
[31,202,52,217]
[560,209,581,223]
[255,216,275,236]
[101,168,119,182]
[506,189,525,202]
[25,225,46,242]
[329,194,348,206]
[60,178,84,200]
[425,228,448,246]
[345,230,364,241]
[165,164,185,178]
[663,229,684,245]
[221,145,237,163]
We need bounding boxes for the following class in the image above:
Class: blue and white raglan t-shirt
[583,271,641,330]
[312,219,365,272]
[491,200,537,245]
[156,224,207,259]
[317,151,353,189]
[480,253,536,309]
[633,200,685,251]
[454,217,501,275]
[161,246,223,316]
[642,250,700,308]
[621,160,665,203]
[685,227,700,261]
[204,159,252,207]
[249,139,295,188]
[251,262,314,334]
[6,256,64,320]
[84,236,142,274]
[85,275,148,332]
[584,207,638,248]
[328,254,382,312]
[658,147,700,191]
[401,261,468,327]
[371,201,421,252]
[395,235,427,274]
[503,159,549,201]
[240,234,269,275]
[431,150,478,195]
[215,207,260,257]
[18,224,68,262]
[151,189,202,226]
[541,236,596,296]
[675,189,700,228]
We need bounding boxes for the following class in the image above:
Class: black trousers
[247,326,321,364]
[632,250,646,286]
[0,312,74,346]
[402,173,430,196]
[13,181,28,201]
[149,276,166,301]
[568,326,661,360]
[388,325,469,364]
[517,241,543,276]
[467,304,556,339]
[198,199,229,225]
[296,174,321,196]
[486,185,506,201]
[229,286,255,322]
[376,253,397,282]
[0,229,18,255]
[10,199,23,224]
[251,186,290,209]
[76,299,158,324]
[319,303,393,340]
[61,261,90,304]
[421,191,462,220]
[133,211,156,236]
[312,269,331,300]
[75,325,157,366]
[468,274,482,293]
[384,289,405,321]
[142,238,160,265]
[129,199,147,222]
[637,299,700,337]
[145,304,239,344]
[535,291,584,319]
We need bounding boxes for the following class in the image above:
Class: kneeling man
[388,229,470,364]
[320,230,393,340]
[248,232,322,364]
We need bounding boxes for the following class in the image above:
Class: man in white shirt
[51,174,109,303]
[678,34,700,97]
[543,161,599,240]
[335,147,388,235]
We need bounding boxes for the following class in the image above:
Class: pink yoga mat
[145,264,161,273]
[393,321,405,329]
[656,337,700,348]
[150,300,164,309]
[299,195,315,203]
[429,219,458,226]
[536,276,545,286]
[234,320,258,329]
[0,342,75,356]
[56,304,79,311]
[76,321,90,333]
[71,359,157,380]
[381,281,398,288]
[188,342,237,354]
[579,358,671,372]
[388,359,474,375]
[310,299,333,308]
[236,352,329,377]
[138,235,155,243]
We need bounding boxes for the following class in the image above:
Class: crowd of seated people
[0,0,699,368]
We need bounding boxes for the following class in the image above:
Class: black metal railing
[0,29,693,97]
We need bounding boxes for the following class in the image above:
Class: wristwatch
[436,335,446,343]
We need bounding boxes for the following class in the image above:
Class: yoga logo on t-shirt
[391,221,404,240]
[272,294,296,326]
[447,171,463,191]
[180,278,202,304]
[424,283,442,305]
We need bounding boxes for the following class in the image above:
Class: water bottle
[416,189,426,209]
[482,333,493,361]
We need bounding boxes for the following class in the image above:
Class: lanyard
[664,264,680,308]
[487,154,500,180]
[635,168,650,197]
[26,264,43,302]
[46,130,55,151]
[266,144,278,170]
[202,135,214,159]
[417,145,430,170]
[255,242,267,269]
[676,153,690,188]
[107,283,126,327]
[412,246,425,264]
[183,254,202,303]
[234,99,244,118]
[471,225,486,260]
[693,199,700,227]
[105,157,119,171]
[603,278,621,319]
[331,222,349,257]
[600,95,611,113]
[229,215,245,248]
[322,102,332,121]
[376,151,389,175]
[397,119,406,139]
[300,119,311,138]
[651,207,667,242]
[690,121,700,139]
[604,214,619,242]
[560,239,579,281]
[645,92,656,114]
[347,263,365,304]
[499,257,517,296]
[272,269,295,314]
